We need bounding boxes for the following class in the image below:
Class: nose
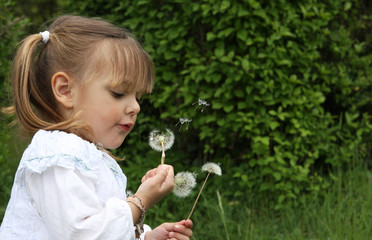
[125,93,141,115]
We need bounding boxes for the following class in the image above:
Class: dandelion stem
[161,142,165,164]
[187,172,210,220]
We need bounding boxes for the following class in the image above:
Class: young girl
[0,15,193,240]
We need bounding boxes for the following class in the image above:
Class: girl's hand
[145,219,193,240]
[135,164,174,210]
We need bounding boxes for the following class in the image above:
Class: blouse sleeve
[25,165,136,240]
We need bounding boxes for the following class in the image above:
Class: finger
[156,164,172,174]
[162,165,174,191]
[153,165,171,185]
[169,230,192,240]
[141,170,151,182]
[177,219,193,229]
[184,219,193,228]
[162,223,193,239]
[173,224,193,237]
[141,168,157,182]
[141,165,172,194]
[141,172,149,182]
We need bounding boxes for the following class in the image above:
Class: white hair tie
[39,30,50,43]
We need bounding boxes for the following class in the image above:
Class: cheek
[101,104,122,122]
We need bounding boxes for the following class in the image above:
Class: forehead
[85,38,154,94]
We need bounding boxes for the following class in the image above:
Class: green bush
[61,0,372,209]
[0,0,29,219]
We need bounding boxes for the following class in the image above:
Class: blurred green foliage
[60,0,372,209]
[0,0,30,219]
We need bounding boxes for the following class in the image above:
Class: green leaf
[238,8,250,17]
[212,102,223,109]
[234,89,244,98]
[273,172,282,180]
[221,1,230,11]
[270,121,280,130]
[218,27,235,38]
[237,29,248,41]
[206,32,216,41]
[344,2,352,11]
[224,105,234,113]
[237,102,247,109]
[268,110,276,116]
[254,136,270,146]
[241,59,249,71]
[215,47,225,57]
[214,88,224,97]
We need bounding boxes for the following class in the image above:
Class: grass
[146,164,372,240]
[190,166,372,240]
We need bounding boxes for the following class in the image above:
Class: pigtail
[10,34,53,133]
[5,31,91,137]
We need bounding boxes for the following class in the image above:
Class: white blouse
[0,130,150,239]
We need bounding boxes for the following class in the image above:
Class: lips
[118,123,133,131]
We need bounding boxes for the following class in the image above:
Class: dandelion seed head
[173,171,197,198]
[158,136,165,144]
[149,129,175,152]
[201,162,222,176]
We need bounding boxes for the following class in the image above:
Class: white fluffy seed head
[201,162,222,176]
[149,129,175,152]
[173,171,197,198]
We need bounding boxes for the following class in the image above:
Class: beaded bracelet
[126,195,146,238]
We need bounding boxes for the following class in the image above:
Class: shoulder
[18,130,102,181]
[25,130,98,158]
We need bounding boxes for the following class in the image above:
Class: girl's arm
[26,165,137,239]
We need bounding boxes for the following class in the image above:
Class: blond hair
[4,15,154,138]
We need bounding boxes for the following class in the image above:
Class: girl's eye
[111,91,125,98]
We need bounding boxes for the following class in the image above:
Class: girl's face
[73,76,141,149]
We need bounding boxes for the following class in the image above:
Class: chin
[105,139,126,150]
[105,143,122,150]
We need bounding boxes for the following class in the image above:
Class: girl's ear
[51,72,75,109]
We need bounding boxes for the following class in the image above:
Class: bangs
[88,38,155,95]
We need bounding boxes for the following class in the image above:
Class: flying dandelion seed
[187,162,222,219]
[149,129,175,164]
[192,99,210,112]
[175,118,193,131]
[173,171,197,198]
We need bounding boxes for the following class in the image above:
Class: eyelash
[111,91,125,98]
[110,90,142,102]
